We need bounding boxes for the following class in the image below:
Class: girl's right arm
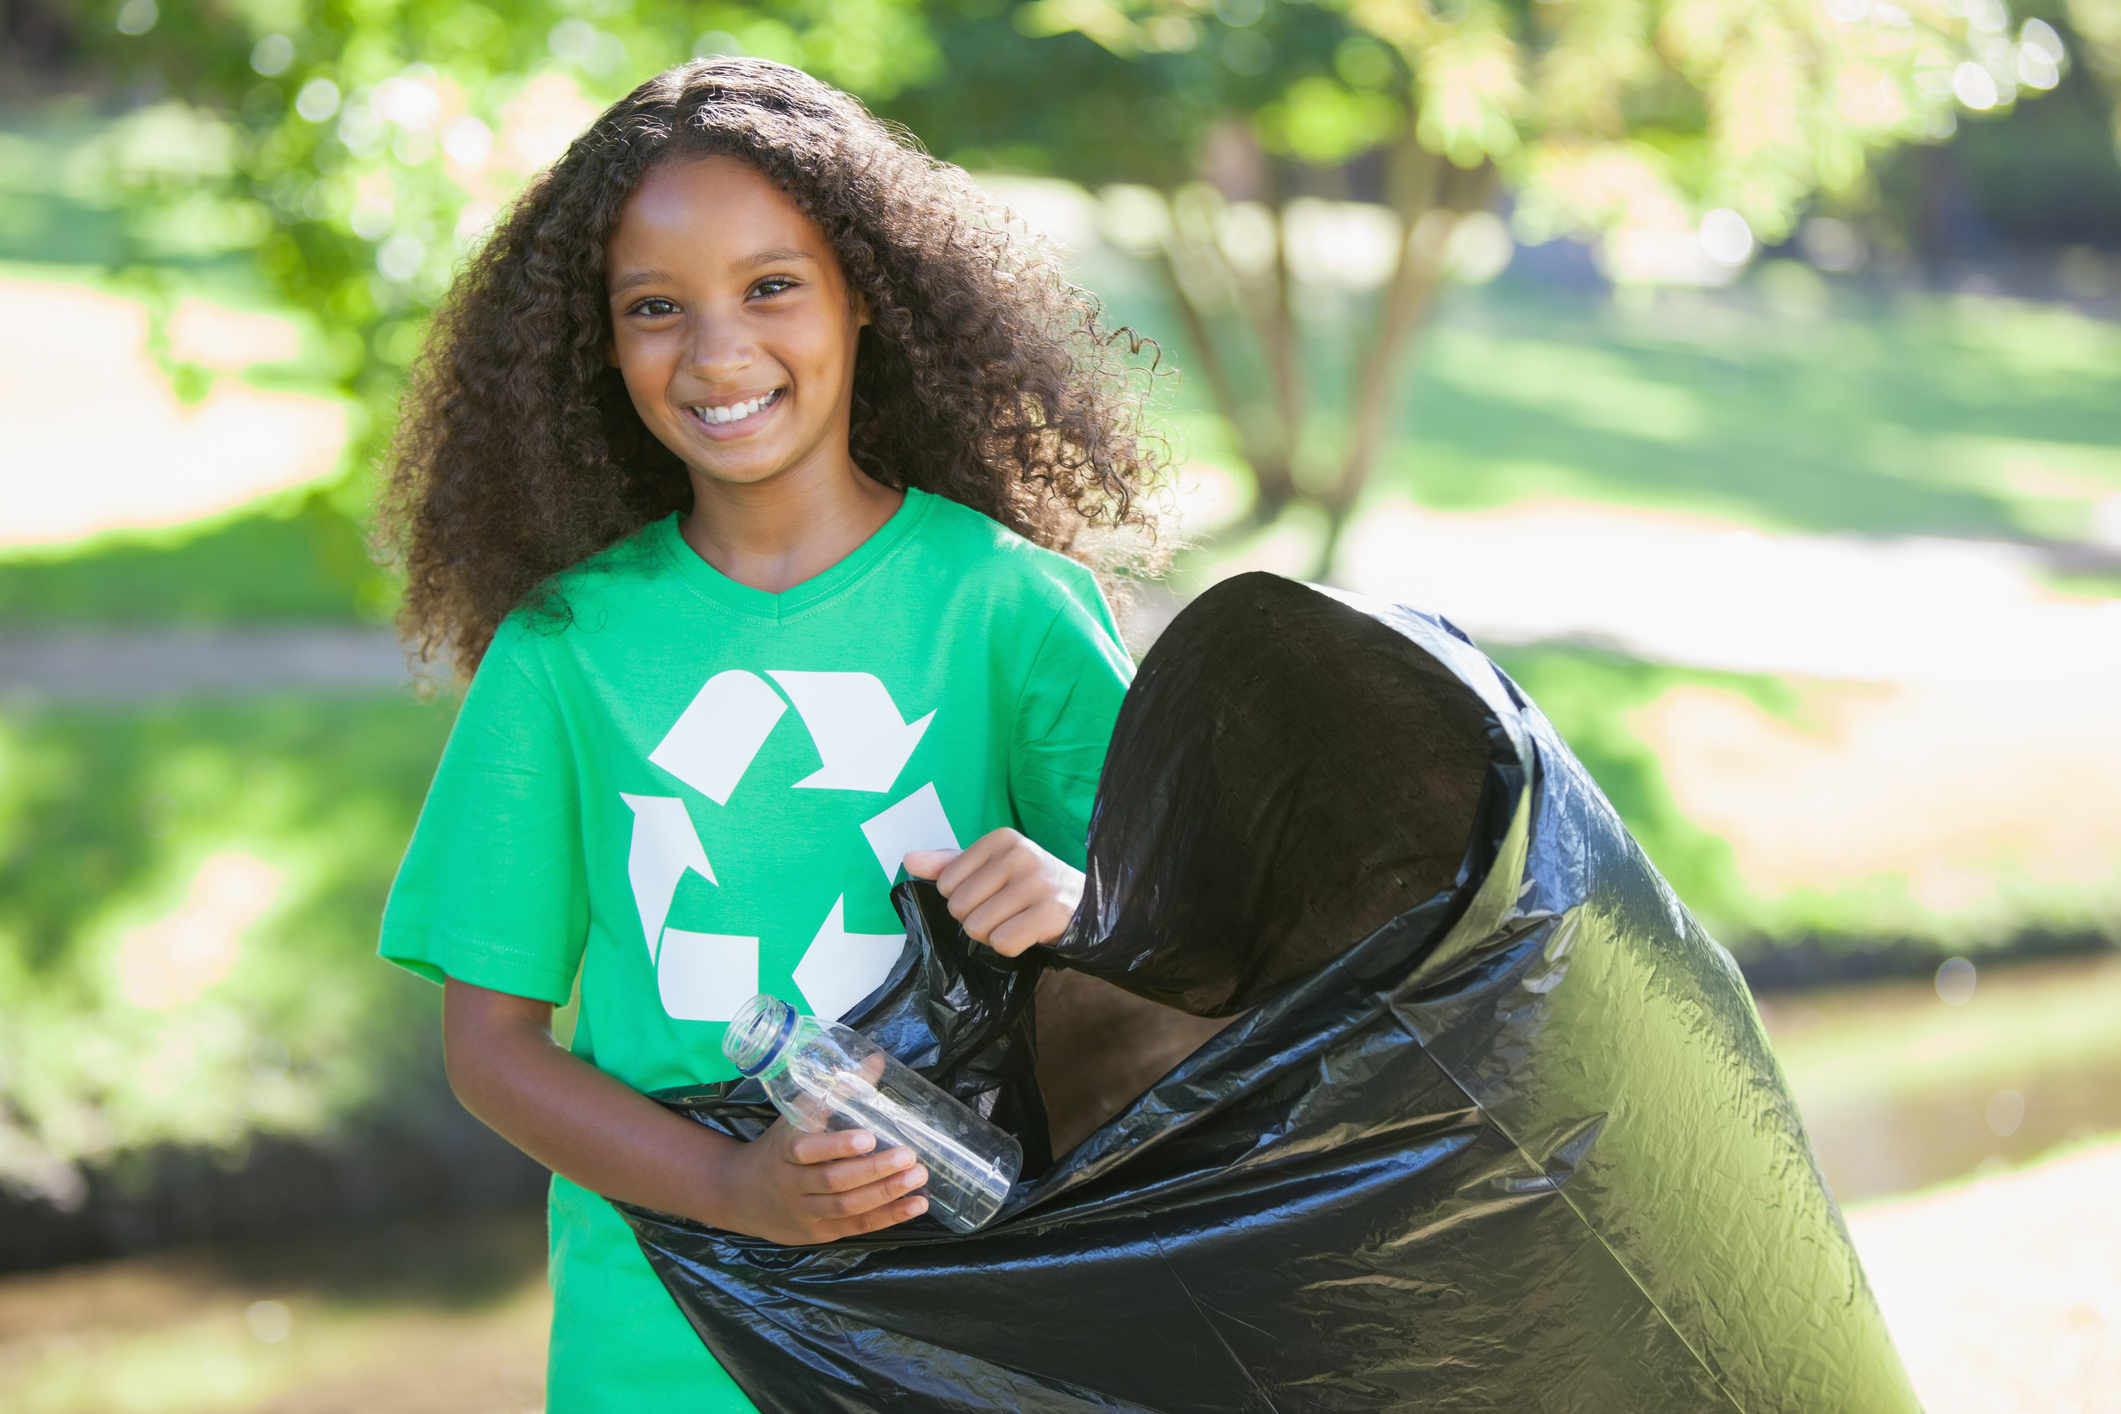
[442,977,931,1244]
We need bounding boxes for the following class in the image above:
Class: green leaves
[1413,0,1528,167]
[1016,0,2064,245]
[1257,75,1404,161]
[45,0,951,518]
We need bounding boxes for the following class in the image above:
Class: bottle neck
[723,993,798,1078]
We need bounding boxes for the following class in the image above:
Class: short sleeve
[1009,574,1135,869]
[378,625,589,1004]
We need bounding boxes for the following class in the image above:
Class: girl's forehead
[622,157,813,237]
[607,155,837,275]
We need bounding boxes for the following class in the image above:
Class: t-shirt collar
[651,486,934,622]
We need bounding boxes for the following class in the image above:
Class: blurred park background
[2,0,2119,1405]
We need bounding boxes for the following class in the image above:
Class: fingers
[920,829,1083,952]
[932,830,1014,896]
[902,848,962,881]
[907,828,1019,902]
[830,1192,930,1238]
[769,1170,929,1244]
[783,1128,919,1189]
[941,858,1016,936]
[957,874,1069,954]
[790,1143,931,1231]
[801,1148,927,1202]
[983,900,1075,957]
[923,829,1026,931]
[729,1123,935,1244]
[783,1125,882,1165]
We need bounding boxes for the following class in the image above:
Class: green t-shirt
[378,489,1132,1412]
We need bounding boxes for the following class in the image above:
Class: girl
[376,59,1161,1411]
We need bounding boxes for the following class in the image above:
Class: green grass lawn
[0,491,392,628]
[0,693,459,1170]
[1096,251,2121,552]
[1389,274,2121,546]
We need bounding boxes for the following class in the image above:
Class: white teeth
[696,391,778,427]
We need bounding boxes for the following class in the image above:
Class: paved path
[0,629,427,700]
[1850,1139,2121,1414]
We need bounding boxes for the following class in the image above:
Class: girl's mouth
[688,387,784,430]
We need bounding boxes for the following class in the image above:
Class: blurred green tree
[40,0,943,523]
[35,0,2121,557]
[2065,0,2121,141]
[992,0,2111,561]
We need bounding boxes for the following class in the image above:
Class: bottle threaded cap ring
[723,993,798,1077]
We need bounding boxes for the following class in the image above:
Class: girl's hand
[711,1118,930,1245]
[905,828,1084,957]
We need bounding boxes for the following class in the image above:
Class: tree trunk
[1152,216,1300,518]
[1245,159,1306,504]
[1154,248,1269,472]
[1315,149,1500,579]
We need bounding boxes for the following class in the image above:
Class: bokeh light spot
[250,34,294,76]
[1699,208,1755,267]
[1953,62,1999,110]
[1936,957,1977,1005]
[246,1299,293,1343]
[294,77,340,123]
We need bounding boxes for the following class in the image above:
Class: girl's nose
[686,315,754,380]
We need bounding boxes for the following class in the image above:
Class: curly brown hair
[381,58,1165,677]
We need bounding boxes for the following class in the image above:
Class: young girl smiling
[377,59,1160,1410]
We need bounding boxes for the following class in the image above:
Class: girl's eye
[630,297,678,317]
[751,277,797,299]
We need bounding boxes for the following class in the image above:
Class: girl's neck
[677,459,904,596]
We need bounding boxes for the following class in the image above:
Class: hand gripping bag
[617,572,1919,1413]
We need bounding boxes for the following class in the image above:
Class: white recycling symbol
[618,669,958,1024]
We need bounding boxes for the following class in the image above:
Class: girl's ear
[852,291,873,329]
[605,340,620,368]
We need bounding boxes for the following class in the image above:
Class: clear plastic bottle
[721,994,1022,1234]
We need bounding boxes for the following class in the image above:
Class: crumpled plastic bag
[617,571,1919,1413]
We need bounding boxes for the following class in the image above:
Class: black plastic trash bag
[618,572,1918,1413]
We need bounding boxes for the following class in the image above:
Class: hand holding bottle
[706,1117,931,1246]
[724,994,1023,1234]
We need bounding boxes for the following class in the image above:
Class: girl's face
[605,155,868,491]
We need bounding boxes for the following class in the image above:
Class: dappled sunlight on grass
[1379,282,2121,543]
[0,494,392,629]
[1637,676,2121,935]
[0,695,457,1200]
[0,277,348,551]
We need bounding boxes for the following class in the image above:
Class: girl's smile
[687,385,784,435]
